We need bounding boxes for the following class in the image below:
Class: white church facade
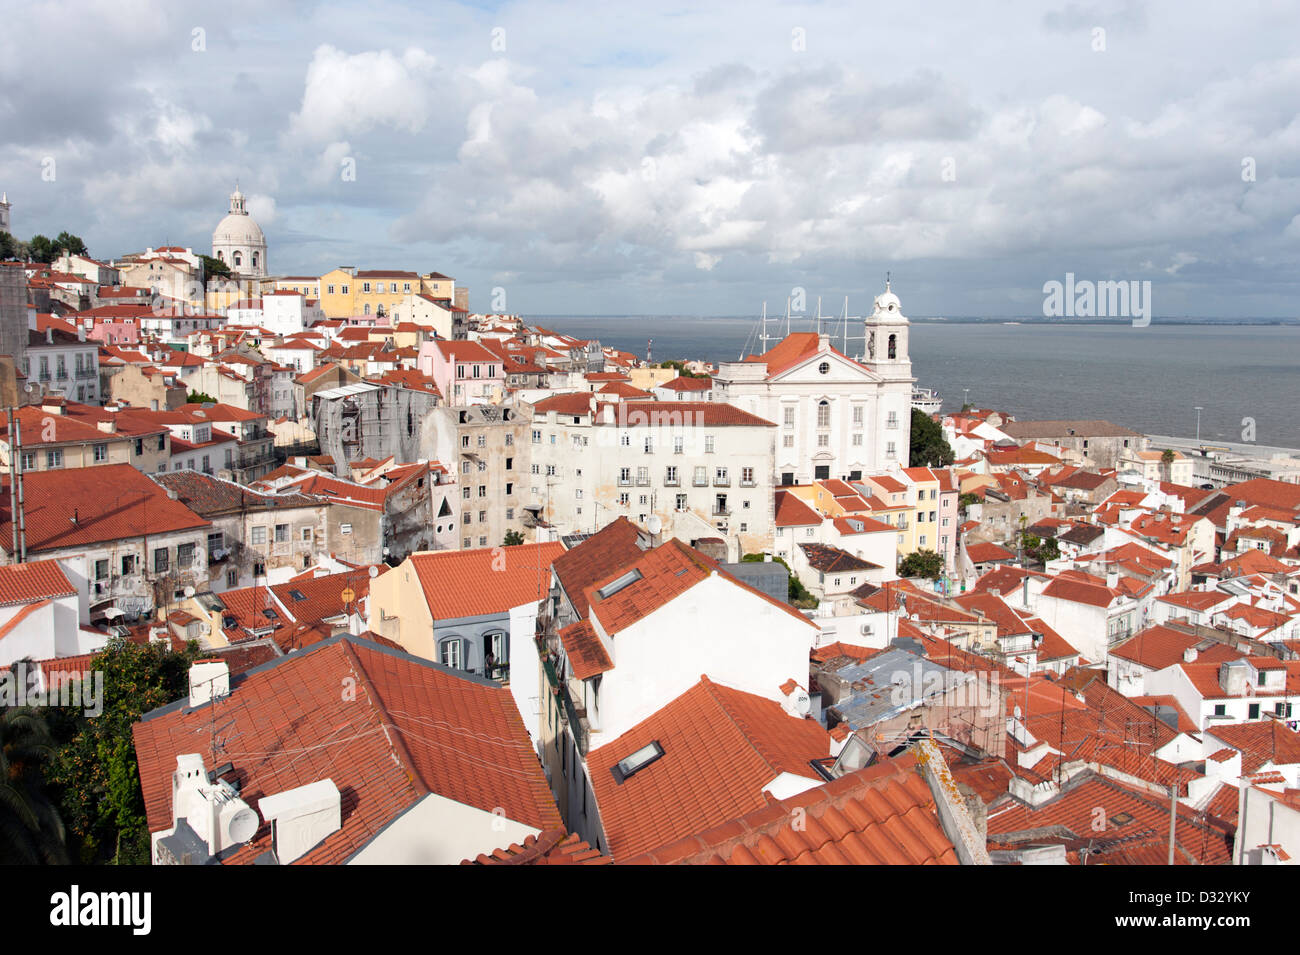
[712,281,915,485]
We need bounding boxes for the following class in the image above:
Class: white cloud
[288,45,441,144]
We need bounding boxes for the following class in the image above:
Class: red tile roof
[1040,575,1117,609]
[532,392,595,416]
[583,537,815,638]
[991,771,1233,864]
[133,636,562,864]
[624,753,958,864]
[462,829,610,865]
[587,676,832,860]
[613,402,775,428]
[1205,721,1300,775]
[0,464,209,555]
[965,541,1016,563]
[660,376,712,393]
[551,516,644,618]
[558,618,613,680]
[0,559,76,606]
[774,490,821,527]
[408,542,565,620]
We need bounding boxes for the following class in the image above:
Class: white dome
[873,279,901,313]
[212,186,268,277]
[213,212,265,246]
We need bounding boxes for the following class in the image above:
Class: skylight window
[612,740,664,783]
[289,589,307,602]
[597,569,643,600]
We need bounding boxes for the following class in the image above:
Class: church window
[817,401,830,428]
[233,252,242,267]
[217,251,224,262]
[888,334,897,359]
[252,252,259,268]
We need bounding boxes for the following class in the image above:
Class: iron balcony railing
[539,638,589,756]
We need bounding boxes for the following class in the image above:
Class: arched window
[233,251,242,267]
[364,303,371,315]
[251,252,259,268]
[888,334,897,359]
[216,251,224,262]
[817,400,830,428]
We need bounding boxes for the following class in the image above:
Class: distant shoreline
[526,315,1300,326]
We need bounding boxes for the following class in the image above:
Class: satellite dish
[183,585,195,597]
[227,806,259,844]
[368,565,379,578]
[794,691,811,715]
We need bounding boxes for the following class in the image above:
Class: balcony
[712,506,731,517]
[692,475,709,487]
[739,478,756,488]
[617,476,632,487]
[539,637,589,756]
[635,475,650,487]
[664,475,680,487]
[713,475,731,487]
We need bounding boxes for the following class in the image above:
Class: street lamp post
[1194,406,1203,444]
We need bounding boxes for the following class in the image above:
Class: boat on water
[911,387,942,414]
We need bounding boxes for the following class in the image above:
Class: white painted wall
[587,572,817,749]
[347,791,540,865]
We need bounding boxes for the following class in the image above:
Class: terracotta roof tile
[409,542,564,620]
[624,753,957,864]
[587,676,832,860]
[133,635,561,864]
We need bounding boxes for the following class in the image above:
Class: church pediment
[769,349,882,385]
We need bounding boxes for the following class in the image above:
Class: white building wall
[588,573,816,750]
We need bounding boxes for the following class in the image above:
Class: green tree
[0,707,68,864]
[958,491,981,510]
[200,254,232,279]
[52,231,87,257]
[659,360,706,379]
[26,234,56,263]
[909,408,955,468]
[46,637,198,864]
[0,231,19,261]
[187,390,216,405]
[502,530,525,546]
[898,549,943,580]
[27,232,86,263]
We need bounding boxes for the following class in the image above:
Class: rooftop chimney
[188,659,230,708]
[1184,647,1198,663]
[259,779,342,864]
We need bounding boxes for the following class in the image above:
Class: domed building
[211,186,267,279]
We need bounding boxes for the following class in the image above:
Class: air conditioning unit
[860,622,874,636]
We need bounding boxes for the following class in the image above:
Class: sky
[2,0,1299,317]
